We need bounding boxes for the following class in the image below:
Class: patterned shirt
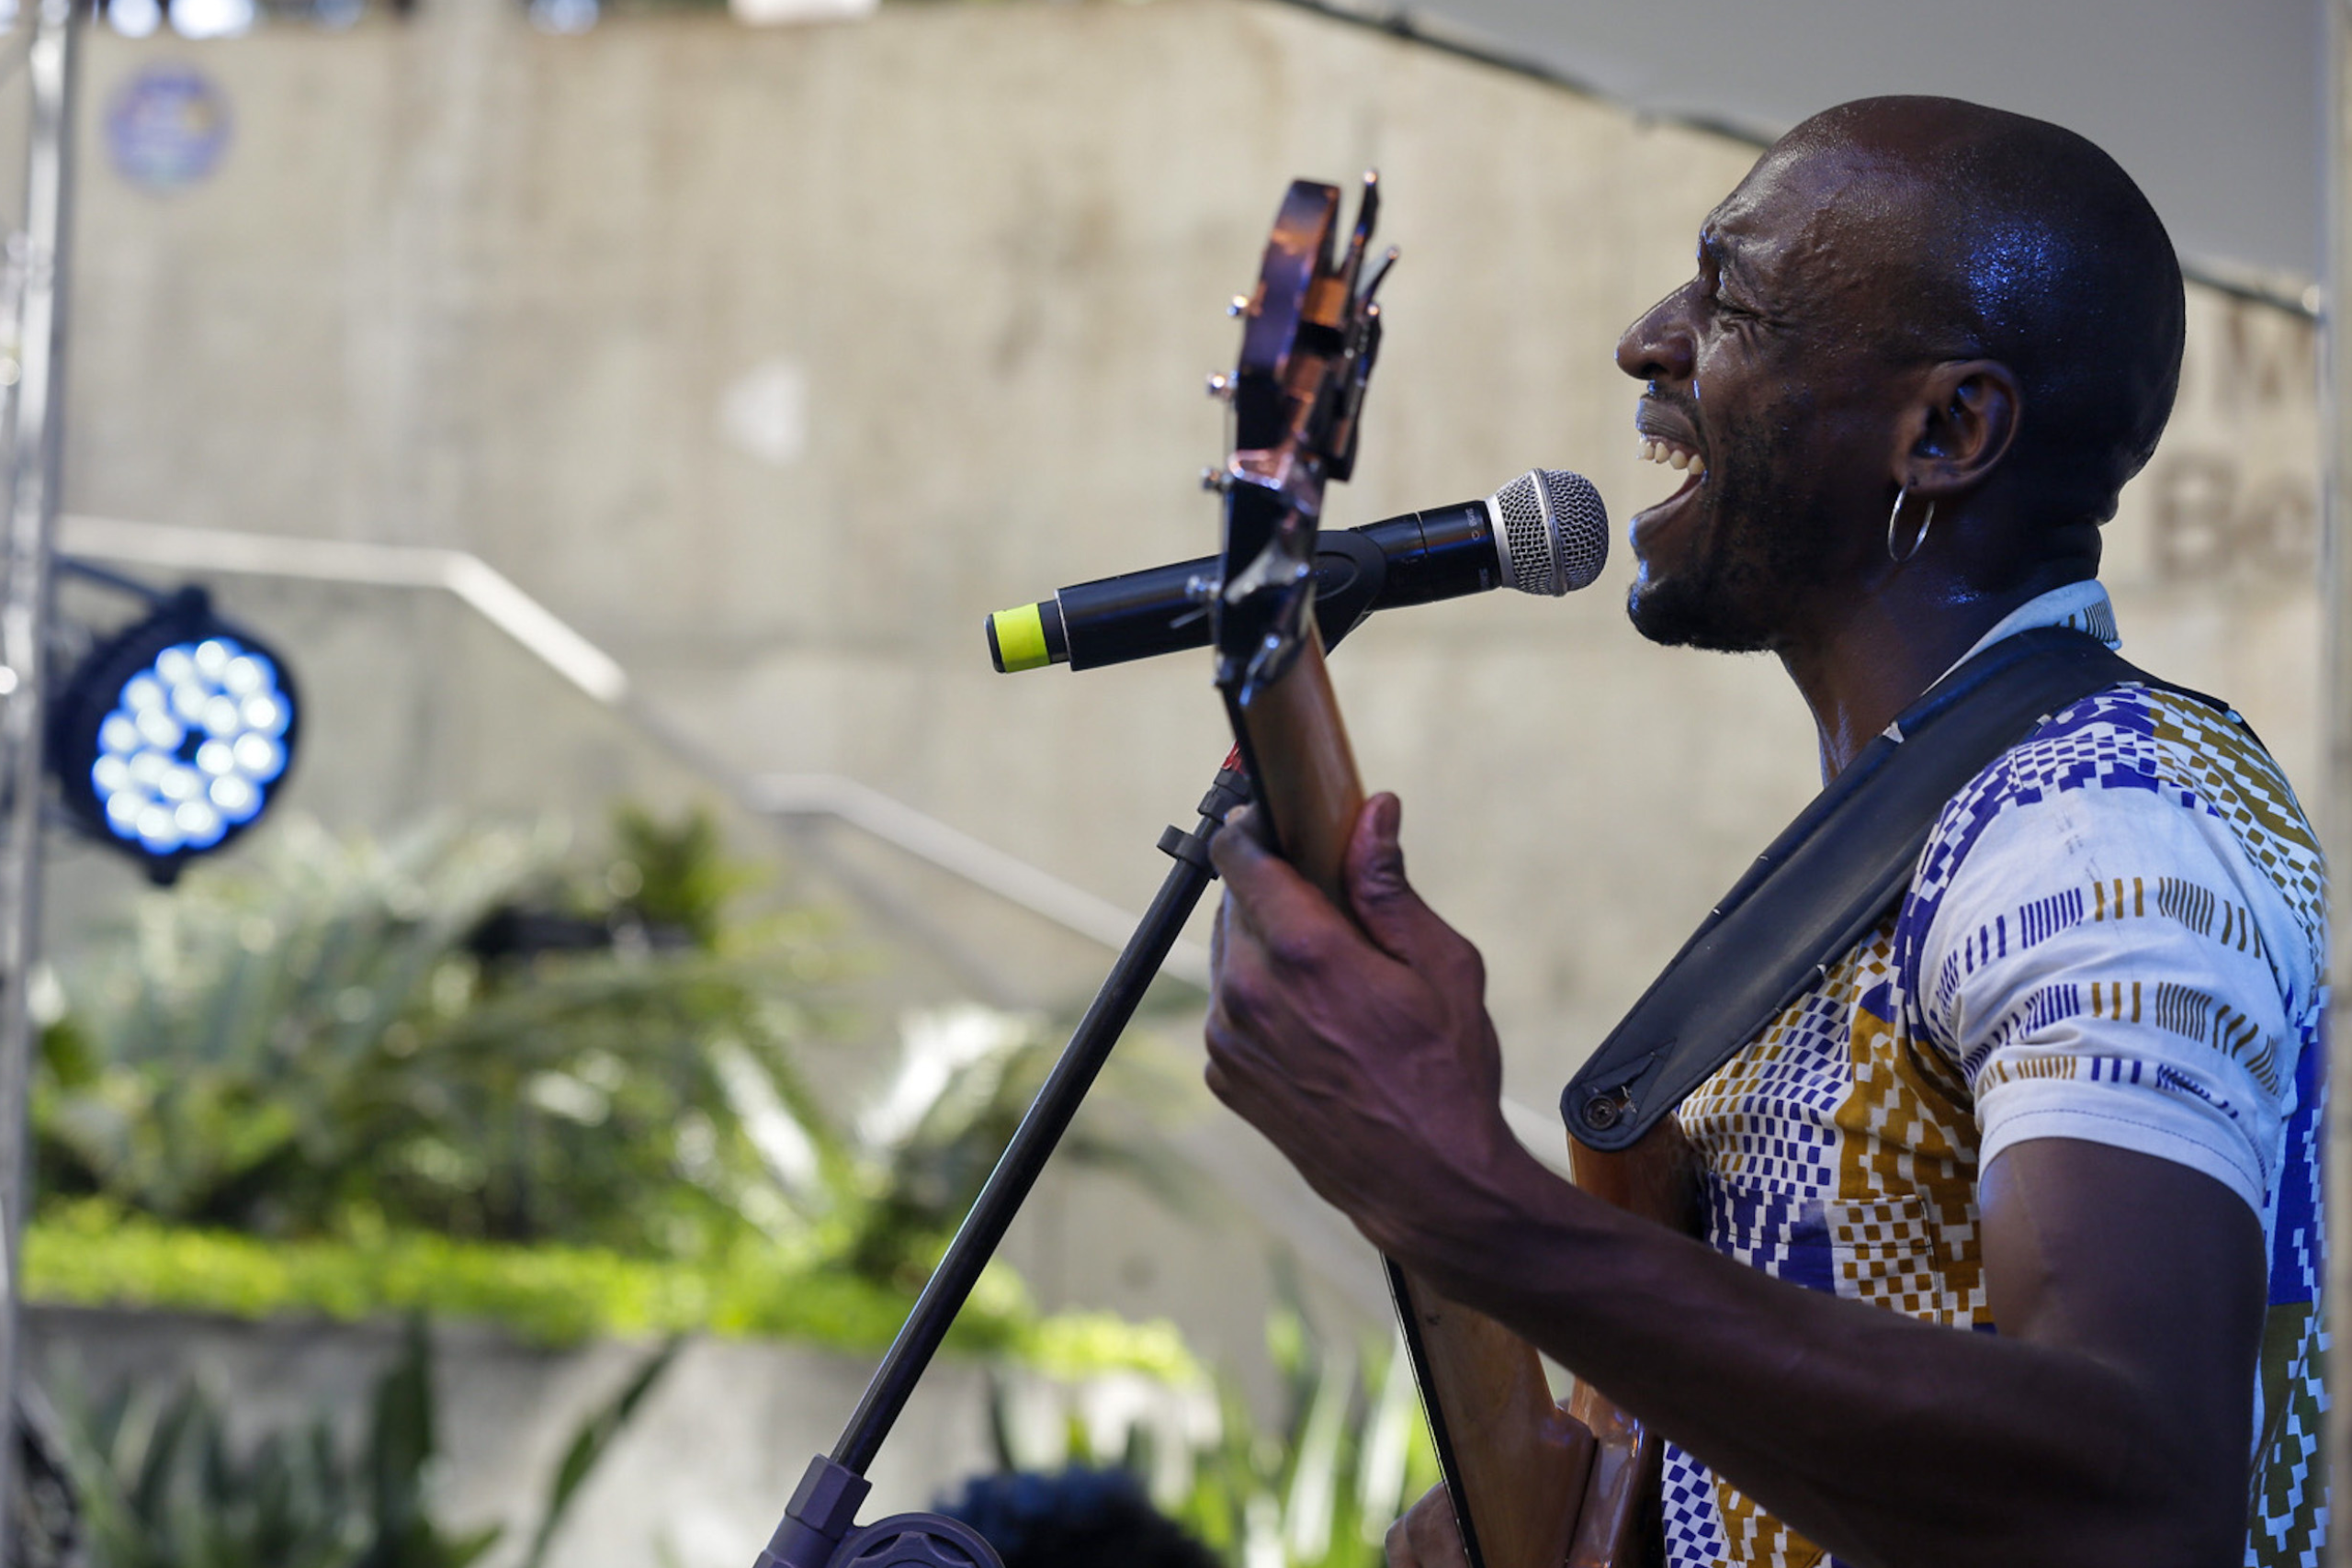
[1658,583,2327,1568]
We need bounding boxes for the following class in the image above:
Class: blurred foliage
[28,1198,1030,1353]
[1180,1297,1441,1568]
[53,1316,673,1568]
[37,808,843,1261]
[994,1283,1441,1568]
[607,801,756,951]
[1018,1312,1204,1391]
[36,804,1195,1306]
[28,1198,1204,1381]
[825,1001,1193,1292]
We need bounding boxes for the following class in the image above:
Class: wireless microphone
[985,468,1606,673]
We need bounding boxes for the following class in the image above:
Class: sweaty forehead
[1703,141,1935,321]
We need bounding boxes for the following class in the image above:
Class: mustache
[1639,389,1702,430]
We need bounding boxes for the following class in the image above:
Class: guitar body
[1209,175,1698,1568]
[1564,1127,1698,1568]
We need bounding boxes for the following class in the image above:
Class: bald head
[1768,96,2186,527]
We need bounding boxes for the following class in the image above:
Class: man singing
[1203,96,2324,1566]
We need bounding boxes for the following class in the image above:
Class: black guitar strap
[1561,624,2248,1152]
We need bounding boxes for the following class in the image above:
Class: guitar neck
[1199,169,1672,1568]
[1227,631,1598,1568]
[1227,626,1362,899]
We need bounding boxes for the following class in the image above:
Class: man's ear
[1895,359,2020,496]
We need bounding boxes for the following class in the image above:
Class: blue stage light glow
[51,584,300,880]
[88,630,294,855]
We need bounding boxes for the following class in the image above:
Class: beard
[1625,418,1828,654]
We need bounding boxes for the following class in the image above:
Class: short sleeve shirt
[1657,583,2327,1568]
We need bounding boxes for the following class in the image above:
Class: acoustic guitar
[1203,174,1693,1568]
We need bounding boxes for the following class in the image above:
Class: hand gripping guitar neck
[1208,176,1664,1568]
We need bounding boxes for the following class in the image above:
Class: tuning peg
[1204,372,1233,400]
[1199,466,1233,494]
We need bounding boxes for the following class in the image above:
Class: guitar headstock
[1210,174,1396,711]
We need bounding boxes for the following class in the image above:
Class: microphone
[985,468,1607,673]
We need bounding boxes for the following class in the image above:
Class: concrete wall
[28,0,2324,1455]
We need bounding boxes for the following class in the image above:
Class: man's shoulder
[1908,680,2326,966]
[1980,682,2309,832]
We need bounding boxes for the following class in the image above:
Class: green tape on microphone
[984,600,1068,673]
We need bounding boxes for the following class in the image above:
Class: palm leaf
[518,1337,682,1568]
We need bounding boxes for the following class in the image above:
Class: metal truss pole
[2326,4,2350,1564]
[0,0,74,1555]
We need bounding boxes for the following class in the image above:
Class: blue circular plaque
[105,63,232,191]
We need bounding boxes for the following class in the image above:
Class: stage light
[50,583,299,882]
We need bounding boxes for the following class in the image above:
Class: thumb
[1345,794,1484,992]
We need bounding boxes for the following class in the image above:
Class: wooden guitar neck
[1231,629,1664,1568]
[1204,170,1690,1568]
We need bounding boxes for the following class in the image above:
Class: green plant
[820,1003,1194,1290]
[37,809,845,1259]
[25,1198,1024,1351]
[990,1290,1440,1568]
[27,1200,1214,1382]
[55,1316,674,1568]
[39,808,1194,1292]
[518,1336,679,1568]
[1175,1318,1436,1568]
[606,801,757,950]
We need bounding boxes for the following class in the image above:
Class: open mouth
[1629,420,1708,552]
[1636,434,1706,478]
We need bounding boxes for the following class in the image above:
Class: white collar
[1881,581,2120,745]
[1946,579,2120,674]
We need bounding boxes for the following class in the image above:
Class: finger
[1209,888,1230,980]
[1207,802,1273,880]
[1408,1483,1472,1568]
[1201,1041,1235,1110]
[1210,803,1367,975]
[1386,1483,1467,1568]
[1203,1012,1280,1121]
[1222,798,1275,850]
[1344,794,1486,995]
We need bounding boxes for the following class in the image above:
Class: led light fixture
[50,584,298,881]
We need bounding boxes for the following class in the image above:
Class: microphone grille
[1491,468,1609,596]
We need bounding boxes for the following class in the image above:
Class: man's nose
[1615,294,1696,384]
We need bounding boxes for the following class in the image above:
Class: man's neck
[1779,564,2099,781]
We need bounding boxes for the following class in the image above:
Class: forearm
[1197,801,2259,1565]
[1385,1149,2236,1568]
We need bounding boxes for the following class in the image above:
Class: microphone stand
[752,762,1252,1568]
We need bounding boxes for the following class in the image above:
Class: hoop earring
[1886,488,1935,564]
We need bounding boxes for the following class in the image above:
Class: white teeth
[1636,436,1703,475]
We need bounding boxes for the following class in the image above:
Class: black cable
[53,555,166,604]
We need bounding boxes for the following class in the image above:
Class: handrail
[749,772,1209,986]
[59,515,630,700]
[54,513,1211,986]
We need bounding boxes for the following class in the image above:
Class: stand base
[837,1515,1003,1568]
[754,1456,870,1568]
[754,1457,1006,1568]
